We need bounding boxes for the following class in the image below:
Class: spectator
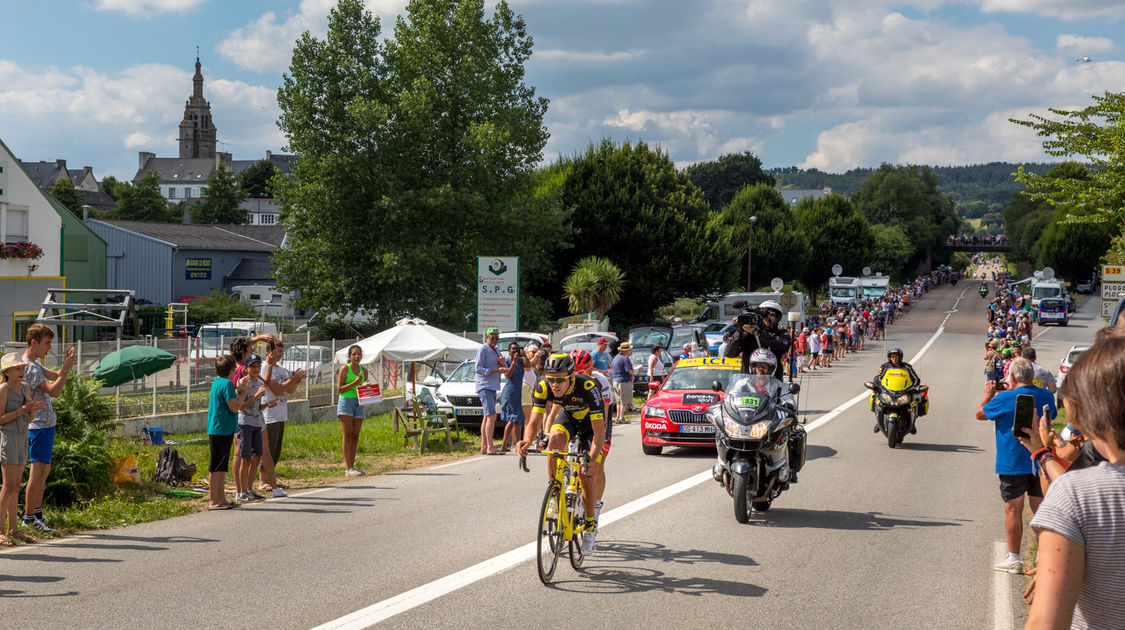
[590,338,612,375]
[235,354,273,502]
[678,343,693,361]
[206,355,248,510]
[1025,337,1125,629]
[499,342,525,452]
[474,328,505,455]
[336,345,369,475]
[1020,347,1057,394]
[20,323,75,533]
[611,343,635,422]
[975,357,1056,574]
[259,339,306,497]
[647,345,665,400]
[1,354,45,544]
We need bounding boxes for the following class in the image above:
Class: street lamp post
[746,215,758,291]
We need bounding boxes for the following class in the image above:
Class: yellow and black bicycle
[523,446,591,584]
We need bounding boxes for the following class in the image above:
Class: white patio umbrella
[334,317,482,367]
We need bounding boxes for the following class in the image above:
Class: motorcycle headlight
[722,417,769,440]
[880,392,894,404]
[893,394,910,405]
[644,405,666,418]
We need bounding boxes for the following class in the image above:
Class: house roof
[92,219,281,251]
[1,141,107,250]
[80,190,117,213]
[229,153,298,177]
[135,157,217,185]
[227,258,276,281]
[20,160,68,187]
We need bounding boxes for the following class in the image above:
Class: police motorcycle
[865,364,928,449]
[708,360,803,523]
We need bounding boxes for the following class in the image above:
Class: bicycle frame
[528,447,590,584]
[535,448,589,541]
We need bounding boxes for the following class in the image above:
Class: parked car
[1057,344,1090,390]
[1075,281,1094,294]
[433,360,504,428]
[558,331,618,353]
[1037,298,1069,326]
[498,331,548,349]
[627,325,672,350]
[703,322,734,356]
[670,324,708,356]
[630,347,674,396]
[279,344,334,383]
[639,356,742,455]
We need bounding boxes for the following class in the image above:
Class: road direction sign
[1102,282,1125,300]
[1103,300,1117,318]
[1103,265,1125,282]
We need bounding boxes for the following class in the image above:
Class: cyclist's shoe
[581,520,597,555]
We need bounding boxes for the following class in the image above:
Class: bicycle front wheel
[568,485,586,570]
[537,481,563,584]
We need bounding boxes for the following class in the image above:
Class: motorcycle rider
[747,349,805,484]
[872,346,923,433]
[725,300,792,379]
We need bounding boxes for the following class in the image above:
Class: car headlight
[722,417,770,439]
[644,405,666,418]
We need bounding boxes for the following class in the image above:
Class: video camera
[735,306,767,328]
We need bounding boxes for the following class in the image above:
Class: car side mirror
[712,380,723,392]
[423,375,440,387]
[789,383,800,395]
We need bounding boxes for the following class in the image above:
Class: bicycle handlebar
[518,448,590,473]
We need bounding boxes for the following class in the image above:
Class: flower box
[0,241,44,260]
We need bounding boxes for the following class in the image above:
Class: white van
[197,320,279,358]
[859,275,890,299]
[1030,280,1066,308]
[696,291,806,330]
[230,285,295,318]
[829,276,861,307]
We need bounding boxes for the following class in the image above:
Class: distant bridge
[935,243,1010,254]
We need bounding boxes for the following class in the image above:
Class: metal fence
[4,333,418,420]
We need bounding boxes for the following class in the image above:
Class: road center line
[314,288,964,629]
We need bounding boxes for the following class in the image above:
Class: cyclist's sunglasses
[544,375,572,384]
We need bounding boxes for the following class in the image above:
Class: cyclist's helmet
[568,349,593,372]
[759,300,783,317]
[542,352,575,374]
[887,346,904,360]
[749,348,777,370]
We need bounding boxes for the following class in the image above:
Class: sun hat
[1,354,25,373]
[618,342,633,351]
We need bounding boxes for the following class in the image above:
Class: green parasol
[93,346,177,387]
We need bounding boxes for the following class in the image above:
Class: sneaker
[248,490,265,501]
[26,516,54,533]
[345,468,366,477]
[234,493,247,502]
[271,487,288,498]
[581,527,597,555]
[993,559,1024,574]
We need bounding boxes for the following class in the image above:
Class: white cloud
[124,131,154,148]
[979,0,1125,21]
[536,49,646,64]
[92,0,210,17]
[1056,34,1115,56]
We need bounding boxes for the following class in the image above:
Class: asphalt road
[1,282,1103,629]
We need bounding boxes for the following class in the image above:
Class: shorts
[336,396,365,418]
[208,433,234,473]
[549,410,613,463]
[612,381,632,409]
[521,381,533,407]
[0,422,29,465]
[28,426,56,464]
[999,473,1043,502]
[265,422,285,464]
[237,425,264,458]
[479,389,497,416]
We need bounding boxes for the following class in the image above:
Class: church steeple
[178,53,217,159]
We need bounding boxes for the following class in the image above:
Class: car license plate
[456,409,481,417]
[681,425,715,434]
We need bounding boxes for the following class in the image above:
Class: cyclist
[517,353,608,555]
[568,350,612,533]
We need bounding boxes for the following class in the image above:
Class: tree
[851,164,960,274]
[683,151,775,210]
[186,290,259,327]
[868,224,913,280]
[238,159,278,198]
[563,256,624,319]
[707,183,810,291]
[192,164,248,224]
[274,0,552,328]
[552,139,739,325]
[112,171,176,222]
[1011,92,1125,225]
[1037,207,1113,283]
[49,176,84,216]
[100,175,124,200]
[792,194,875,298]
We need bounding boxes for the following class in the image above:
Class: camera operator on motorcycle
[748,349,806,483]
[872,347,923,432]
[724,300,792,379]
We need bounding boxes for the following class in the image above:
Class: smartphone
[1012,393,1035,439]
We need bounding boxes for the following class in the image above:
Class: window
[168,188,177,198]
[261,214,276,225]
[183,187,192,198]
[4,207,28,243]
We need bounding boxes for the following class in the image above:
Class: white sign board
[1101,282,1125,301]
[477,256,519,334]
[1103,299,1118,318]
[1103,265,1125,282]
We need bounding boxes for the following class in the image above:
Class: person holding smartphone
[975,357,1056,574]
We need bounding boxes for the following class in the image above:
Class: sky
[1,0,1124,181]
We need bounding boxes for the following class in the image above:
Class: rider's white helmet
[749,348,777,369]
[759,300,783,317]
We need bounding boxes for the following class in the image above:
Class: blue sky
[1,0,1123,181]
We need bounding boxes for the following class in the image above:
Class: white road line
[313,289,966,629]
[993,541,1014,630]
[431,456,486,469]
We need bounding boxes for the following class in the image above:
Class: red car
[641,357,742,455]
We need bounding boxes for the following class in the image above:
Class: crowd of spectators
[947,234,1008,247]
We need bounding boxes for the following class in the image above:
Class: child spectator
[20,323,75,533]
[207,355,251,510]
[1,354,45,544]
[259,339,306,497]
[235,354,273,502]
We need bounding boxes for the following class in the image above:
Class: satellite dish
[862,267,872,277]
[770,277,784,292]
[832,264,843,277]
[1034,271,1043,280]
[1042,267,1055,281]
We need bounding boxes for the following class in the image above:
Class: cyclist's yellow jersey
[532,374,605,422]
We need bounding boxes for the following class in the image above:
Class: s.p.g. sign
[185,257,211,280]
[477,256,518,334]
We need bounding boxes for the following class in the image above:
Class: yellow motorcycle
[865,368,928,448]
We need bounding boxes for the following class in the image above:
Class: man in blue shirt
[976,357,1056,574]
[474,327,506,454]
[591,338,612,376]
[610,343,635,423]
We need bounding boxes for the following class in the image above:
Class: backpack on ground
[152,446,197,486]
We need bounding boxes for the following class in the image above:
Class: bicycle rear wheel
[568,484,586,570]
[537,481,563,584]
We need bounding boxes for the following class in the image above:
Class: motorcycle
[865,368,928,448]
[979,283,989,298]
[708,374,804,523]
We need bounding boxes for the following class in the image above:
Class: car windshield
[862,287,886,296]
[1066,348,1087,364]
[670,328,701,348]
[630,328,671,347]
[1040,299,1065,310]
[1033,286,1063,299]
[199,327,251,349]
[726,374,779,407]
[282,346,308,362]
[662,366,740,391]
[704,322,728,333]
[831,287,856,298]
[448,362,477,382]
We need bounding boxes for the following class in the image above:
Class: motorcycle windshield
[724,374,779,423]
[881,368,913,391]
